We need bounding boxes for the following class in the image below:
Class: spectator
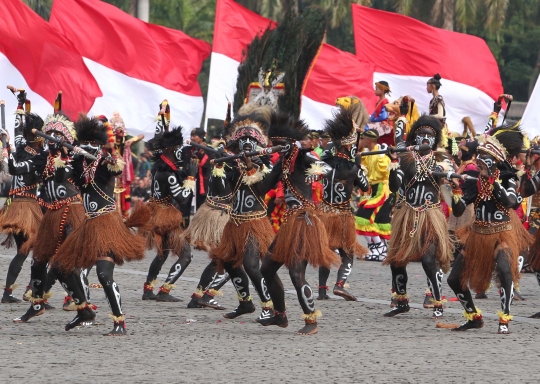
[131,178,150,202]
[137,154,151,179]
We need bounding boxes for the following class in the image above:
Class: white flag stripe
[521,78,540,137]
[84,58,204,140]
[0,53,54,138]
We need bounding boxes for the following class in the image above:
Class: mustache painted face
[80,143,101,155]
[415,134,436,148]
[239,137,257,152]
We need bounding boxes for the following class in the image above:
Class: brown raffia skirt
[383,205,452,272]
[271,207,340,269]
[318,207,368,257]
[183,202,230,252]
[51,210,146,273]
[210,216,274,268]
[0,198,43,254]
[33,203,85,264]
[459,211,533,291]
[131,201,185,256]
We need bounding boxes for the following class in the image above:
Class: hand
[242,152,252,169]
[124,139,133,147]
[387,146,398,160]
[305,174,321,184]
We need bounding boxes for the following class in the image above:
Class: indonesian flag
[521,78,540,137]
[0,0,101,136]
[352,5,504,132]
[50,0,211,138]
[207,0,375,130]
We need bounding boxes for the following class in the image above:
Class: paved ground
[1,242,540,383]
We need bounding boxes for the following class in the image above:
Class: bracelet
[187,176,196,181]
[246,167,257,176]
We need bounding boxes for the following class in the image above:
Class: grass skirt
[33,203,85,264]
[183,203,230,252]
[318,205,367,257]
[447,204,475,232]
[131,202,185,256]
[271,207,340,269]
[210,216,274,268]
[383,204,452,272]
[52,210,147,273]
[0,198,43,254]
[459,210,532,291]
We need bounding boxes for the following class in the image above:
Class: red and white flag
[521,78,540,137]
[352,5,504,132]
[50,0,211,138]
[207,0,375,130]
[0,0,101,136]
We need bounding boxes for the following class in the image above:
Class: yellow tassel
[23,290,32,301]
[54,156,66,168]
[425,288,431,294]
[301,309,322,322]
[387,162,400,171]
[43,291,53,300]
[237,294,253,302]
[242,168,265,185]
[193,288,204,297]
[305,162,325,176]
[212,166,225,178]
[107,158,125,173]
[390,291,397,299]
[395,293,408,301]
[182,178,196,193]
[148,280,158,289]
[464,307,482,321]
[260,300,274,309]
[27,295,45,304]
[497,311,513,323]
[207,289,223,297]
[452,192,462,204]
[162,283,176,291]
[3,283,19,291]
[108,313,125,322]
[74,301,88,310]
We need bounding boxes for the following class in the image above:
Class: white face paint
[415,134,435,147]
[80,143,101,155]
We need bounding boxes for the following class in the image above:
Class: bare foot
[297,322,318,335]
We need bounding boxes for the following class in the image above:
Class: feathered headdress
[491,123,524,159]
[268,110,309,141]
[323,107,357,146]
[477,134,507,162]
[227,112,270,147]
[233,7,326,119]
[44,113,77,144]
[76,115,108,145]
[23,112,44,142]
[161,126,184,149]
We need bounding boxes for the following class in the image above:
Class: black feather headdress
[161,126,184,149]
[23,112,44,142]
[323,107,357,147]
[268,110,309,141]
[491,123,524,159]
[75,115,108,145]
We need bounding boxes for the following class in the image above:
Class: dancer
[110,111,144,217]
[210,111,275,320]
[258,111,340,335]
[317,107,369,301]
[355,129,392,261]
[14,111,96,326]
[136,126,196,302]
[444,133,530,333]
[367,81,393,146]
[427,74,446,127]
[383,115,453,320]
[51,115,147,336]
[1,90,45,304]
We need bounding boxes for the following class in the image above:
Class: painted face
[271,138,293,155]
[80,141,101,155]
[415,127,436,148]
[114,126,125,138]
[238,137,257,152]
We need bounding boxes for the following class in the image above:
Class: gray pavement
[1,245,540,383]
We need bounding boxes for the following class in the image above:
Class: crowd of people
[1,8,540,337]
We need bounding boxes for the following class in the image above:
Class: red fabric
[374,98,389,118]
[122,145,134,186]
[351,5,503,100]
[198,154,208,195]
[0,0,100,118]
[303,44,377,111]
[50,0,210,97]
[212,0,276,61]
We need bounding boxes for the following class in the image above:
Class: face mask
[415,134,435,148]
